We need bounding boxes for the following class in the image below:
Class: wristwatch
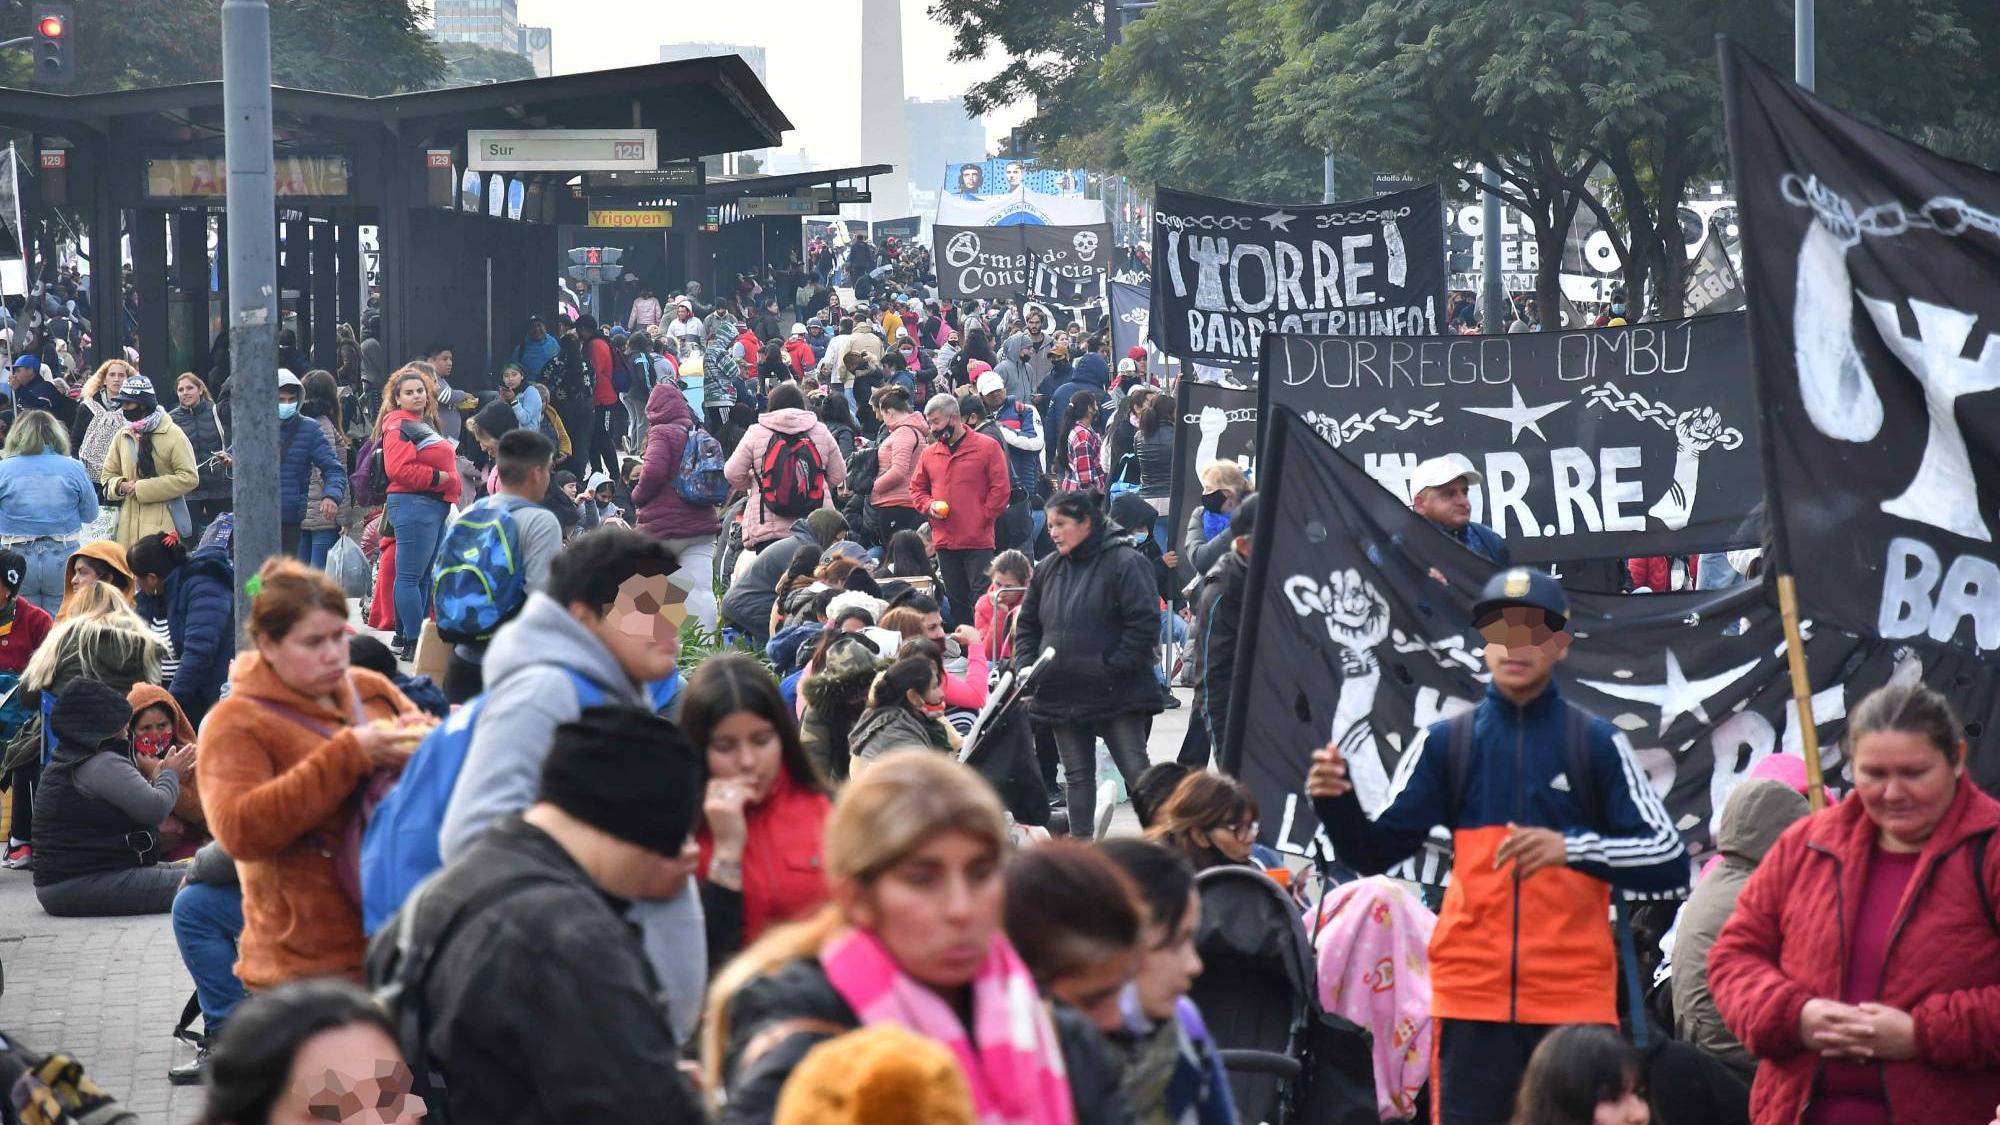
[709,856,743,887]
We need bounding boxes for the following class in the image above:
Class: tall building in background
[432,0,521,50]
[857,0,911,220]
[518,26,554,76]
[904,96,984,219]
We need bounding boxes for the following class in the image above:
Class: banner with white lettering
[1724,43,2000,656]
[1149,184,1447,369]
[1683,229,1746,316]
[1227,408,2000,862]
[933,223,1113,302]
[1258,313,1762,563]
[1167,380,1258,554]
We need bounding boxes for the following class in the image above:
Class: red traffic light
[36,14,62,37]
[585,248,601,265]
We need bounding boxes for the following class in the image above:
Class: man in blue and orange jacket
[1309,567,1688,1125]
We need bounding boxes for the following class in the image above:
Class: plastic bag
[325,533,369,599]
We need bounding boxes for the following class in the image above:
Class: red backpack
[758,430,828,518]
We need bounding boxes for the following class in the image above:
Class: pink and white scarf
[820,927,1074,1125]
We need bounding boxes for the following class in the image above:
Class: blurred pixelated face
[273,1022,423,1124]
[1476,607,1569,697]
[599,573,683,684]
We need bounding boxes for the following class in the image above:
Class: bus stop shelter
[0,55,790,388]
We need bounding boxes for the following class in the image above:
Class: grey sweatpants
[36,865,185,917]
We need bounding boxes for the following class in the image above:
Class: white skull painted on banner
[944,230,982,269]
[1073,230,1099,260]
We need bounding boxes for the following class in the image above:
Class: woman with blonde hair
[706,750,1129,1125]
[73,357,137,480]
[1180,460,1251,579]
[0,409,99,613]
[376,366,459,657]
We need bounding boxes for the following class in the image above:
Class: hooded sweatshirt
[1671,777,1810,1079]
[722,406,847,549]
[128,681,206,832]
[33,680,182,886]
[56,540,136,621]
[437,591,707,1045]
[631,382,723,540]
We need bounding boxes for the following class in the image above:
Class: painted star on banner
[1579,649,1762,736]
[1260,210,1297,232]
[1461,385,1570,442]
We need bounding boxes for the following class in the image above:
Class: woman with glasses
[1145,772,1262,871]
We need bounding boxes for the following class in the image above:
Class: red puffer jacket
[696,768,831,948]
[1707,780,2000,1125]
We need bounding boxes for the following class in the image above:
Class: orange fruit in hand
[932,500,951,518]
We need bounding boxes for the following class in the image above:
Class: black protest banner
[1167,380,1258,550]
[1226,408,2000,863]
[1149,183,1448,368]
[1110,280,1151,361]
[1725,43,2000,657]
[933,223,1113,302]
[1683,229,1746,316]
[1258,313,1762,564]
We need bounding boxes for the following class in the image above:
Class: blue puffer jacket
[157,541,235,727]
[275,412,348,526]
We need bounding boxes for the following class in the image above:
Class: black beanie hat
[51,680,134,750]
[537,704,704,856]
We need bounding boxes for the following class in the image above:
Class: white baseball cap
[1409,454,1482,494]
[1116,357,1138,374]
[789,323,807,337]
[975,370,1005,396]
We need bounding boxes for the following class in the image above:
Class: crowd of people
[0,250,1992,1125]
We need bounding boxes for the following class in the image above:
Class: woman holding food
[197,559,431,989]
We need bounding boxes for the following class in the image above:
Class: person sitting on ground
[128,530,234,729]
[1145,773,1263,873]
[366,705,707,1122]
[126,682,206,859]
[345,635,450,720]
[1096,837,1236,1125]
[56,538,135,621]
[721,508,851,649]
[1003,839,1147,1035]
[880,529,938,597]
[683,653,833,970]
[971,550,1031,663]
[32,679,193,917]
[438,528,709,1046]
[195,980,424,1125]
[847,654,957,771]
[705,750,1129,1125]
[1509,1024,1653,1125]
[799,630,886,783]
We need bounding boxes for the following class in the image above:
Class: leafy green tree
[435,42,536,87]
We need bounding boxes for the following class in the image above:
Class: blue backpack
[672,422,730,507]
[430,498,529,645]
[359,669,606,935]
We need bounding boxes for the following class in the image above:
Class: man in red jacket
[577,315,618,478]
[910,393,1010,629]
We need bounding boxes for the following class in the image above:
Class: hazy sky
[512,0,1031,166]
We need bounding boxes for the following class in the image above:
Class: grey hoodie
[438,591,707,1043]
[1671,778,1811,1078]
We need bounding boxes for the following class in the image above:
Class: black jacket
[1190,548,1249,742]
[720,958,1133,1125]
[1016,521,1163,725]
[365,816,704,1124]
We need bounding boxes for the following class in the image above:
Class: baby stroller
[1190,865,1377,1125]
[960,646,1053,832]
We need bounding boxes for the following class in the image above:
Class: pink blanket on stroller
[1305,877,1437,1121]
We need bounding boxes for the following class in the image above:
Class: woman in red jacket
[682,652,832,973]
[377,366,461,656]
[1708,681,2000,1125]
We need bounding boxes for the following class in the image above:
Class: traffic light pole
[222,0,279,636]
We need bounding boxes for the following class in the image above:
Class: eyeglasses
[1229,820,1260,840]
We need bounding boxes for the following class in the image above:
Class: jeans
[1695,551,1744,590]
[657,534,719,632]
[936,547,993,631]
[385,493,449,644]
[1436,1019,1555,1125]
[1051,713,1153,838]
[295,527,339,570]
[14,536,72,616]
[36,864,185,917]
[172,882,246,1034]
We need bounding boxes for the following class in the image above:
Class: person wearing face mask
[681,653,833,970]
[1178,494,1257,770]
[847,654,958,769]
[909,394,1011,631]
[267,370,348,560]
[365,704,708,1123]
[99,373,199,549]
[1096,838,1236,1125]
[1180,461,1251,584]
[706,750,1128,1125]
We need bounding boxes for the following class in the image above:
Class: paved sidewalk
[0,686,1194,1124]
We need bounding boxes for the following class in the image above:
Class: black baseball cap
[1471,567,1569,629]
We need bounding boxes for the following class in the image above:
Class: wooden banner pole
[1777,573,1828,812]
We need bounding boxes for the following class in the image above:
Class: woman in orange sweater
[197,560,429,989]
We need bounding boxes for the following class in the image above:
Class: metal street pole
[1795,0,1814,90]
[1480,165,1505,332]
[1323,151,1337,204]
[222,0,278,636]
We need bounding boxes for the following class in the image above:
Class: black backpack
[758,431,829,518]
[844,442,880,499]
